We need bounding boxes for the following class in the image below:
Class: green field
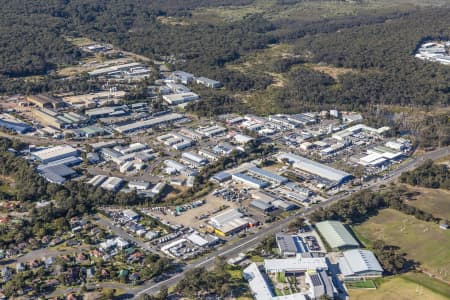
[346,280,376,289]
[403,185,450,220]
[353,209,450,281]
[349,273,450,300]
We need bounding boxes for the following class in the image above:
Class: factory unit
[315,221,359,250]
[211,171,232,183]
[247,166,289,185]
[0,115,32,134]
[338,249,383,280]
[39,165,77,184]
[196,125,227,137]
[169,71,194,84]
[198,149,220,161]
[276,233,304,257]
[63,90,126,108]
[100,177,124,191]
[162,92,199,105]
[277,152,352,185]
[264,256,328,275]
[232,173,270,189]
[114,143,148,155]
[151,182,166,195]
[32,109,64,129]
[181,151,208,167]
[210,209,251,237]
[166,83,191,93]
[114,113,184,134]
[32,145,79,164]
[88,175,108,188]
[84,106,128,119]
[26,94,65,110]
[128,181,151,190]
[194,77,222,88]
[233,133,254,144]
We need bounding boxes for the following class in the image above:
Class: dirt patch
[307,64,357,80]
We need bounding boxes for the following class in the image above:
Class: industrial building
[250,200,274,212]
[128,181,150,190]
[276,233,304,257]
[114,113,184,134]
[100,177,124,191]
[338,249,383,279]
[85,106,128,119]
[181,151,208,167]
[210,209,250,236]
[277,152,352,185]
[264,257,328,274]
[232,173,270,189]
[247,166,288,185]
[233,133,254,144]
[88,175,108,187]
[211,171,232,183]
[196,125,227,137]
[32,145,79,164]
[63,90,126,108]
[195,77,222,88]
[170,71,194,84]
[26,94,65,110]
[39,165,77,184]
[0,115,32,134]
[315,221,359,250]
[162,92,199,105]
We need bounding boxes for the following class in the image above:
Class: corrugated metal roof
[338,249,383,276]
[315,221,359,249]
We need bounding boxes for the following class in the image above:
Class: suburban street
[132,146,450,297]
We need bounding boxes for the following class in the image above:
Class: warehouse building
[315,221,359,250]
[250,200,274,212]
[26,94,65,110]
[39,164,77,184]
[264,256,328,274]
[100,177,124,191]
[162,92,199,105]
[114,113,184,134]
[247,166,288,185]
[88,175,108,188]
[338,249,383,280]
[276,233,305,257]
[181,151,208,167]
[210,209,250,236]
[85,106,127,119]
[195,77,222,88]
[32,145,79,164]
[170,71,194,84]
[211,171,232,183]
[232,173,269,189]
[0,116,32,134]
[277,152,352,185]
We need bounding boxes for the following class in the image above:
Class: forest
[399,160,450,189]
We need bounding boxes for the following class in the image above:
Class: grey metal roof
[338,249,383,276]
[315,221,359,249]
[248,167,288,184]
[278,152,351,183]
[276,233,299,254]
[251,200,273,211]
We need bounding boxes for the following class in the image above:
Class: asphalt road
[132,146,450,297]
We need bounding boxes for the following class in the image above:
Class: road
[132,146,450,297]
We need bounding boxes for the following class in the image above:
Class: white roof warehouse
[114,113,184,134]
[277,152,352,184]
[32,145,79,164]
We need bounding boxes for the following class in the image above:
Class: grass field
[353,209,450,281]
[349,273,450,300]
[346,280,376,289]
[402,185,450,220]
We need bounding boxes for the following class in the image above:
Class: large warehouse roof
[114,113,183,133]
[338,249,383,277]
[264,257,328,273]
[315,221,359,249]
[32,145,78,163]
[277,152,351,183]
